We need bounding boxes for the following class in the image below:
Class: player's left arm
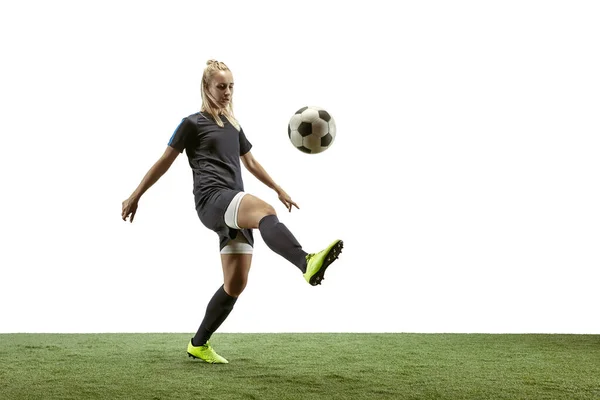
[241,151,299,212]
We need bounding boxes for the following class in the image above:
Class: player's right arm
[121,146,179,223]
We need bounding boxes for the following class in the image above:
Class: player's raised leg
[236,193,342,285]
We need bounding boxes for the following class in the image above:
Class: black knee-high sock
[258,214,308,272]
[192,285,237,346]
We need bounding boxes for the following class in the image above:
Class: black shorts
[195,188,254,251]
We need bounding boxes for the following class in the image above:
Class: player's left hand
[277,189,299,212]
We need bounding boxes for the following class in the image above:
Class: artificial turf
[1,333,598,399]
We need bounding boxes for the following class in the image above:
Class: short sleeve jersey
[168,112,252,209]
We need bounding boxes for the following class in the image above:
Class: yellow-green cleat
[187,340,229,364]
[303,239,343,286]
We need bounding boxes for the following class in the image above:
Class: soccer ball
[288,106,336,154]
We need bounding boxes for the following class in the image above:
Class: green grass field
[1,333,598,400]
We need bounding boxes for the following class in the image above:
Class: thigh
[220,253,253,297]
[236,194,276,229]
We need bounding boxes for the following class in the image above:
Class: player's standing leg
[187,253,252,364]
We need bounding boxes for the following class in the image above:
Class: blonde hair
[201,60,240,130]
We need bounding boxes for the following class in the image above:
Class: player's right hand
[122,196,139,222]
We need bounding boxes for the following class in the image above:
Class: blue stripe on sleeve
[168,119,184,145]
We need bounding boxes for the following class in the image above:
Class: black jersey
[168,112,252,207]
[168,112,254,249]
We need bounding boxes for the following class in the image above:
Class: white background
[1,0,598,334]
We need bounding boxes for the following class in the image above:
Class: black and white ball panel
[288,105,336,154]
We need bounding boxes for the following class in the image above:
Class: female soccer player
[121,60,343,364]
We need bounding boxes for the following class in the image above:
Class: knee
[263,204,276,217]
[254,204,276,229]
[224,279,247,298]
